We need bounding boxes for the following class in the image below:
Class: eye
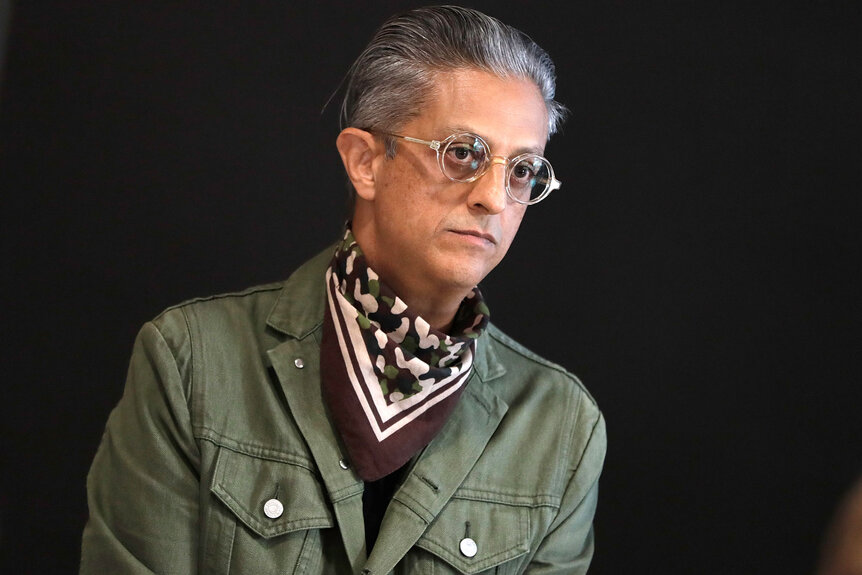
[450,145,473,162]
[444,137,488,181]
[447,140,485,165]
[511,161,537,183]
[441,134,490,181]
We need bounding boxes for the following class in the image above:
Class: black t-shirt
[362,464,407,552]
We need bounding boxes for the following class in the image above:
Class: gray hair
[340,5,567,159]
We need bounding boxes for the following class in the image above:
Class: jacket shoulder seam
[485,323,601,410]
[155,282,284,318]
[486,324,568,373]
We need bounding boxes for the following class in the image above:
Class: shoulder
[466,322,606,502]
[145,282,284,348]
[483,322,601,414]
[150,244,334,342]
[157,282,285,322]
[482,322,605,474]
[137,282,288,383]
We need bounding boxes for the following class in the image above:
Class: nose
[466,156,508,214]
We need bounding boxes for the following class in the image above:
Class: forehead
[414,68,549,152]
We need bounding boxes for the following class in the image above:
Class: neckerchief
[321,229,489,481]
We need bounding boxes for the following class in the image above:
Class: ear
[336,128,383,201]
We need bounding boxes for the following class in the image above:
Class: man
[81,6,606,574]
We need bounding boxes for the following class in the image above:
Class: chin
[440,262,493,291]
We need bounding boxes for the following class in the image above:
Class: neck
[350,227,469,334]
[393,286,464,334]
[373,264,467,334]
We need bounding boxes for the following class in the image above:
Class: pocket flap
[211,448,334,539]
[416,496,530,573]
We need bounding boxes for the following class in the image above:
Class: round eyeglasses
[378,131,561,205]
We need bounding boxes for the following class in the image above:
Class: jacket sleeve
[81,317,201,574]
[526,402,607,574]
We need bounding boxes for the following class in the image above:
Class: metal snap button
[459,537,478,558]
[339,458,350,470]
[263,498,284,519]
[294,358,304,369]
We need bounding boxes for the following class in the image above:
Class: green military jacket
[81,247,606,574]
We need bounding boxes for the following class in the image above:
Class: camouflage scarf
[321,228,489,481]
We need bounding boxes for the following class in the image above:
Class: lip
[449,229,498,245]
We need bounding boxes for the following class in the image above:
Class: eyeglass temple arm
[391,134,442,151]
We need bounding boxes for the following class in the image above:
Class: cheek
[375,182,440,244]
[384,183,451,231]
[499,209,527,249]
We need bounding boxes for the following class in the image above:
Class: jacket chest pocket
[406,496,531,574]
[210,447,336,574]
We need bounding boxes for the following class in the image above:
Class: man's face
[355,68,549,306]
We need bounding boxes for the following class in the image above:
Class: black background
[1,1,859,573]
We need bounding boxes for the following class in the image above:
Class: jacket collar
[266,245,332,340]
[265,243,506,382]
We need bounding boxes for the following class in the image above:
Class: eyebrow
[441,124,545,156]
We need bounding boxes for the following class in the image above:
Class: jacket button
[339,458,350,470]
[294,358,305,369]
[459,537,478,558]
[263,498,284,519]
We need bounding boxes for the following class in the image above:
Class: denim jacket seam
[555,385,581,491]
[146,316,197,430]
[485,325,570,375]
[155,283,284,318]
[179,305,196,415]
[486,325,600,408]
[419,538,525,571]
[571,410,604,477]
[213,487,333,537]
[392,489,436,522]
[452,489,561,509]
[195,432,318,471]
[418,508,531,570]
[556,409,605,519]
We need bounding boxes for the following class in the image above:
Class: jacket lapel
[266,247,369,572]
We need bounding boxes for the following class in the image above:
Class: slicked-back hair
[340,5,567,164]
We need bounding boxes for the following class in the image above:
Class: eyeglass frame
[374,131,562,205]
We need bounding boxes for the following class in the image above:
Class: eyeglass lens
[441,134,552,203]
